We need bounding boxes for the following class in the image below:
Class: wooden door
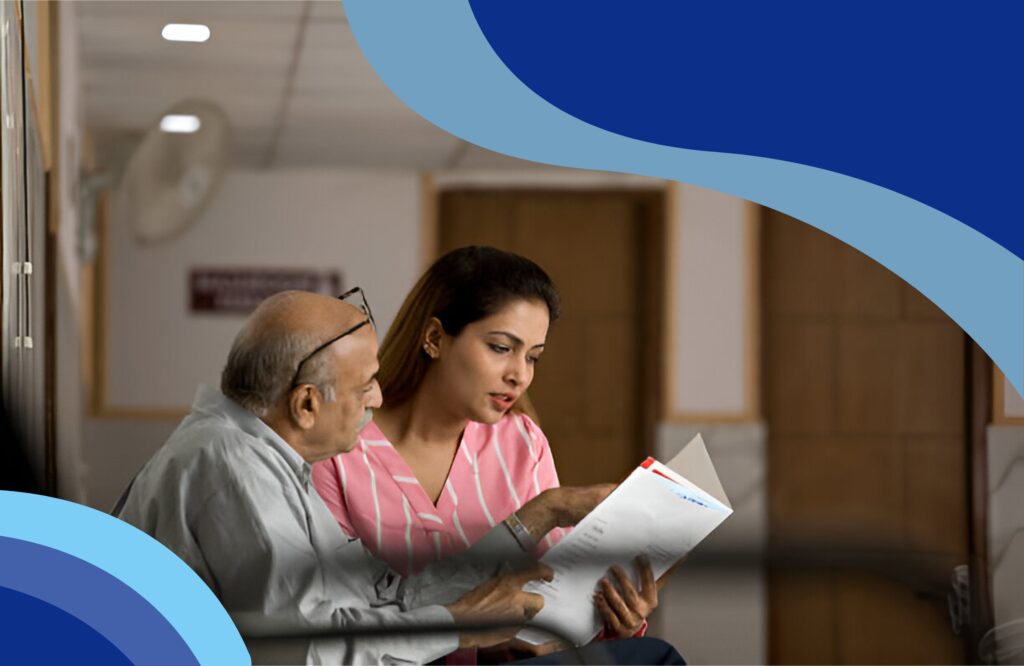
[439,190,664,486]
[763,209,968,664]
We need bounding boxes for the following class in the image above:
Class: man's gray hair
[221,317,337,417]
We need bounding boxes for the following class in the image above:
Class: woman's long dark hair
[378,246,560,413]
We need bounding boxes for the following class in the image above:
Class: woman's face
[433,298,550,424]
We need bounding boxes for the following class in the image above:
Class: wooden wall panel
[898,323,965,435]
[769,572,838,664]
[765,320,835,434]
[837,324,902,434]
[770,435,904,542]
[764,209,840,317]
[904,437,968,559]
[836,244,903,318]
[835,573,964,665]
[763,208,968,664]
[902,281,950,321]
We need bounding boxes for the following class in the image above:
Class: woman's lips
[488,393,515,409]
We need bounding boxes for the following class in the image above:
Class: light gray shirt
[115,386,527,665]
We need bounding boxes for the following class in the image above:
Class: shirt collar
[192,385,312,482]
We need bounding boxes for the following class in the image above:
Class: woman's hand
[593,555,658,638]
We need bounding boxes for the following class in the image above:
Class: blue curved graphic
[468,3,1024,261]
[0,536,198,666]
[0,492,249,665]
[343,0,1024,395]
[0,585,132,665]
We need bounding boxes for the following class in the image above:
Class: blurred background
[3,1,1023,663]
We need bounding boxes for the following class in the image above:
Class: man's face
[308,325,382,461]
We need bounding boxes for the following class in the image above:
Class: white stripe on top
[337,453,350,512]
[445,479,458,506]
[362,446,383,551]
[393,475,419,484]
[417,512,443,525]
[470,452,496,527]
[532,459,542,497]
[401,496,413,576]
[515,415,536,459]
[451,507,471,547]
[518,417,545,496]
[493,430,522,508]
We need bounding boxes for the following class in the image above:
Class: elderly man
[113,289,612,664]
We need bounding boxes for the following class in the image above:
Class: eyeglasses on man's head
[290,287,375,388]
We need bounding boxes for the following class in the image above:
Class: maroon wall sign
[190,268,342,313]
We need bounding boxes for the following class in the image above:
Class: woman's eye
[527,356,541,365]
[488,343,510,354]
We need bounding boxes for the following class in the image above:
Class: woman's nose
[505,356,528,386]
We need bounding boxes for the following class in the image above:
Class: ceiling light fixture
[160,114,202,134]
[161,23,211,43]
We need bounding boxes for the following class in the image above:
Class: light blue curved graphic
[0,492,249,665]
[344,0,1024,395]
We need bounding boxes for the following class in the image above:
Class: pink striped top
[312,412,562,577]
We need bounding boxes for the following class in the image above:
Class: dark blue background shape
[469,2,1024,260]
[0,586,132,665]
[0,536,199,666]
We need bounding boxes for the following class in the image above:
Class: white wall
[104,169,422,410]
[670,183,757,417]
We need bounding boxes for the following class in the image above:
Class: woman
[312,246,657,643]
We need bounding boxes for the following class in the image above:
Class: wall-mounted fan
[116,99,230,244]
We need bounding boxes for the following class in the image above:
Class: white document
[518,435,732,646]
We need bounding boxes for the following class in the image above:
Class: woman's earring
[423,344,437,359]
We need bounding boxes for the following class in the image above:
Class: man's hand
[516,484,615,541]
[593,555,658,638]
[445,562,553,649]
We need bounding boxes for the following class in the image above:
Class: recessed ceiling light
[160,114,202,134]
[161,23,210,43]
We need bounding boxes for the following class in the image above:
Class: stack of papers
[518,435,732,646]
